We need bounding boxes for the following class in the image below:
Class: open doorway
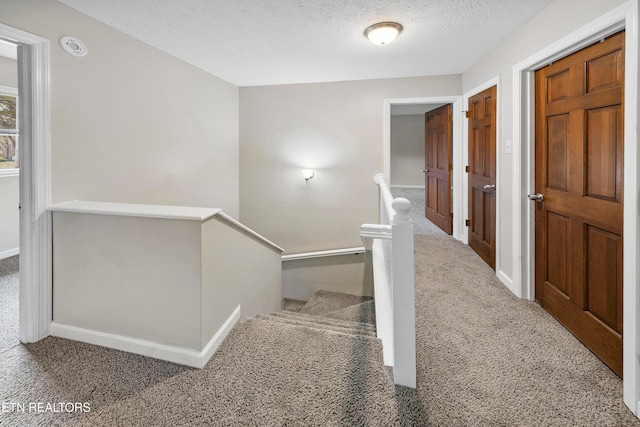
[390,103,455,235]
[0,38,20,353]
[384,96,464,240]
[0,23,52,345]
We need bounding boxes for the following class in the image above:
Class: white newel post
[391,197,416,388]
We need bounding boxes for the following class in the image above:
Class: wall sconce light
[302,170,315,182]
[364,22,403,45]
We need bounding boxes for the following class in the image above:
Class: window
[0,87,18,172]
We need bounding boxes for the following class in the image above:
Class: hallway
[0,209,637,424]
[393,187,637,425]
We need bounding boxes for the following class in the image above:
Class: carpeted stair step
[299,290,373,316]
[270,310,376,333]
[256,314,377,338]
[281,297,306,312]
[222,318,398,425]
[325,299,376,325]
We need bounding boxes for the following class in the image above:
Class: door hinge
[450,213,454,219]
[465,219,469,227]
[465,165,470,173]
[464,110,469,119]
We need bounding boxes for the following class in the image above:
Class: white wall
[0,57,17,86]
[282,253,373,301]
[0,55,19,259]
[390,114,425,187]
[1,0,240,217]
[53,212,203,350]
[52,208,282,366]
[461,0,637,414]
[240,75,461,255]
[461,0,628,283]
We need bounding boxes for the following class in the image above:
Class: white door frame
[0,23,52,343]
[383,96,464,239]
[512,1,639,415]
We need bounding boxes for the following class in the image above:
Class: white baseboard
[497,270,518,298]
[200,305,241,366]
[50,305,241,369]
[0,247,19,260]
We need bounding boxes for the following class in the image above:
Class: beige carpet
[298,290,372,316]
[324,300,376,325]
[398,233,639,426]
[0,255,19,356]
[2,227,640,425]
[1,287,398,427]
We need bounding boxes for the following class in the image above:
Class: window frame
[0,85,18,176]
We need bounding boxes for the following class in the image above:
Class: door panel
[534,31,624,376]
[424,104,452,235]
[545,212,569,296]
[585,225,622,330]
[586,106,622,202]
[468,86,496,269]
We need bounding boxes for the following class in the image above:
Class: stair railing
[360,173,416,388]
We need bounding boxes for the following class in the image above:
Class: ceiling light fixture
[364,22,403,45]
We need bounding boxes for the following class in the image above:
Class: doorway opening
[0,38,20,352]
[390,103,449,235]
[0,23,52,345]
[384,96,464,240]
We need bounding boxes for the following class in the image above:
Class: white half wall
[51,204,282,367]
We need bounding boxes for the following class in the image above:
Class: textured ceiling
[57,0,553,87]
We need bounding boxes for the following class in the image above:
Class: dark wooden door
[534,31,624,376]
[424,104,452,235]
[468,86,497,269]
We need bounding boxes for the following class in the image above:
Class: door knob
[421,168,429,173]
[527,193,544,202]
[483,184,496,192]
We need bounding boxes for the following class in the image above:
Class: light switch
[505,139,512,154]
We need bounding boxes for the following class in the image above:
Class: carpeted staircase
[210,289,402,426]
[4,288,401,426]
[268,289,377,337]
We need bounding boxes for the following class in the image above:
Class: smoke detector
[59,36,87,57]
